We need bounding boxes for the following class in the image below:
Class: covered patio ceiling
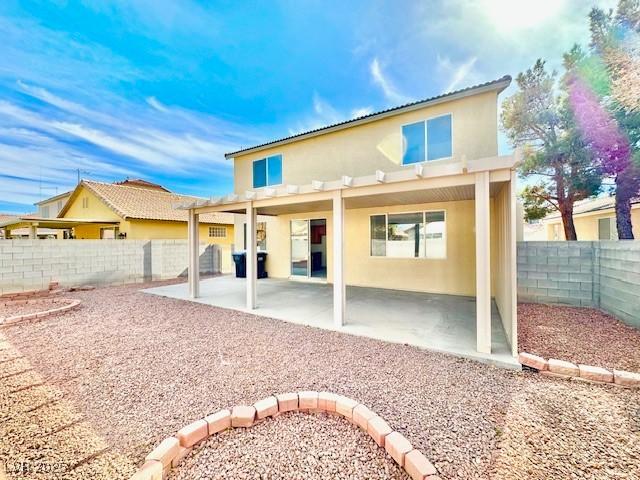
[0,216,119,230]
[248,181,509,215]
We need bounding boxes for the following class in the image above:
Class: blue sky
[0,0,615,213]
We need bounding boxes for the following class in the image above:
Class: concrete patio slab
[143,276,519,369]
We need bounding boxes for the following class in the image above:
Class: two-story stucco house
[159,76,520,367]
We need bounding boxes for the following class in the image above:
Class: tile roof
[113,178,171,192]
[61,181,234,224]
[545,195,640,220]
[224,75,512,158]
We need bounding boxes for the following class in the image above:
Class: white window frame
[252,154,284,189]
[598,216,617,240]
[368,209,447,260]
[208,226,227,238]
[400,113,454,165]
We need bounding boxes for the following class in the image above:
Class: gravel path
[1,281,639,480]
[170,412,410,480]
[518,303,640,371]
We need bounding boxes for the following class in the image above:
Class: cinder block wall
[0,240,222,295]
[517,241,640,328]
[597,241,640,327]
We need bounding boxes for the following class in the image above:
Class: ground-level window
[243,221,267,250]
[253,154,283,188]
[370,211,446,259]
[208,226,227,238]
[598,217,617,240]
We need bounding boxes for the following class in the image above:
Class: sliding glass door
[290,219,327,279]
[290,220,309,277]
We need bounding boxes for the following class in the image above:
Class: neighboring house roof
[59,180,234,224]
[224,75,512,159]
[545,195,640,221]
[34,191,73,205]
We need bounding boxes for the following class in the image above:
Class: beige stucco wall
[232,91,499,193]
[239,199,499,297]
[544,206,640,240]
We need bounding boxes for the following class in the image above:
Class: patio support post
[332,190,345,327]
[508,169,518,355]
[29,224,37,239]
[246,203,257,310]
[475,171,491,354]
[188,209,200,298]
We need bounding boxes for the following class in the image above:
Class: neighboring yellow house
[179,75,520,360]
[59,179,235,244]
[542,196,640,240]
[1,179,234,246]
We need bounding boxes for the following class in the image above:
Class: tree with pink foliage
[587,1,640,239]
[568,75,637,239]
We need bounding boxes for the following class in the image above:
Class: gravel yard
[0,299,59,319]
[171,412,410,480]
[1,281,639,480]
[518,303,640,371]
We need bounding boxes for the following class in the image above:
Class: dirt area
[1,281,639,480]
[518,303,640,371]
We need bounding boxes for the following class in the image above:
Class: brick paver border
[0,298,81,326]
[131,392,441,480]
[519,352,640,388]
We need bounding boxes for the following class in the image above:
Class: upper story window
[253,154,282,188]
[402,114,452,165]
[40,205,50,218]
[82,197,89,208]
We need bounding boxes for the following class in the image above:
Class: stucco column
[332,190,345,327]
[245,203,257,310]
[475,171,491,354]
[29,225,38,239]
[508,169,518,356]
[188,210,200,298]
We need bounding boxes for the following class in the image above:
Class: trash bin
[257,251,268,279]
[232,251,246,278]
[232,251,268,278]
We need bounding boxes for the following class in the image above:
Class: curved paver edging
[131,391,441,480]
[518,352,640,388]
[0,298,81,327]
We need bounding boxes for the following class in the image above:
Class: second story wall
[233,90,500,193]
[37,194,71,218]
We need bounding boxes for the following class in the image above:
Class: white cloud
[288,93,375,136]
[0,85,243,173]
[146,96,169,113]
[436,55,479,93]
[351,106,374,118]
[370,57,412,105]
[418,0,618,76]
